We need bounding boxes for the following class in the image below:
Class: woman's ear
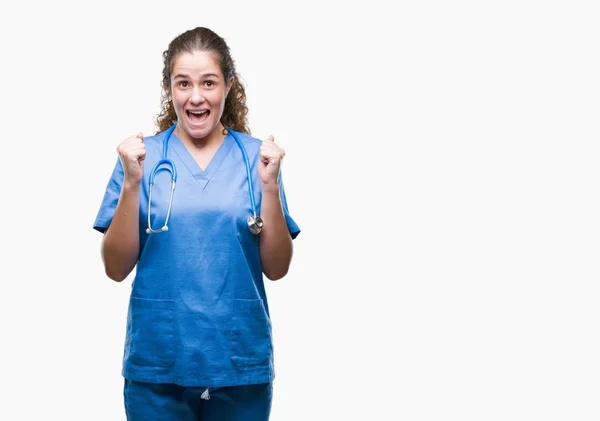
[226,76,235,96]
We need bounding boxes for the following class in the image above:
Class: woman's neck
[175,123,227,150]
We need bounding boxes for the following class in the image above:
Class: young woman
[94,26,300,420]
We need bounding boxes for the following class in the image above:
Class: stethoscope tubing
[146,124,261,234]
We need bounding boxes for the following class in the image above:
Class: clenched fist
[117,133,146,184]
[258,135,285,192]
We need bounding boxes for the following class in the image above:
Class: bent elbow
[264,267,289,281]
[104,267,128,283]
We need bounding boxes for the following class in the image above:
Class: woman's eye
[204,81,215,87]
[178,81,189,88]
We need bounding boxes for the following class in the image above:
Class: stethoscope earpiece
[146,225,168,234]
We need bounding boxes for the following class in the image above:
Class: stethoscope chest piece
[247,215,264,235]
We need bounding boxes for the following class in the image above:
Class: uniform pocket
[231,299,272,366]
[127,297,175,368]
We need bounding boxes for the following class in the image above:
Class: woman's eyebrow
[173,72,220,79]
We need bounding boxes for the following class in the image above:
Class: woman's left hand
[258,135,285,191]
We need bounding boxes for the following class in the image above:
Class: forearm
[101,180,141,282]
[258,186,293,280]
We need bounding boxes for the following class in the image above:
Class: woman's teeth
[187,110,209,121]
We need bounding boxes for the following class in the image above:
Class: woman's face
[170,50,230,142]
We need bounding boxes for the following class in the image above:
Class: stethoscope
[146,124,264,235]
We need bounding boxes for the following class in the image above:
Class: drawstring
[201,387,210,400]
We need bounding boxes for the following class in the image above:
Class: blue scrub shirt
[94,129,300,387]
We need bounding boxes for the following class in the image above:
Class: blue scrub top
[94,129,300,387]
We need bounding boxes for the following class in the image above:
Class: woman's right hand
[117,133,146,184]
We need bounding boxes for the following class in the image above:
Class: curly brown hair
[154,27,250,135]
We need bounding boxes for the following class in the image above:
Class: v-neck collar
[169,131,234,189]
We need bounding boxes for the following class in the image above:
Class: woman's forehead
[171,51,223,77]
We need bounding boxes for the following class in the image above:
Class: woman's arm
[257,135,293,280]
[101,133,146,282]
[101,180,141,282]
[259,185,293,280]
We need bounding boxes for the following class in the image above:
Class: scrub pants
[124,379,272,421]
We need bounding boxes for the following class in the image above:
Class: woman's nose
[189,87,205,104]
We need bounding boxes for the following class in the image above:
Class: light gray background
[1,1,598,420]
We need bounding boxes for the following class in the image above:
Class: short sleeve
[278,172,301,239]
[93,158,124,233]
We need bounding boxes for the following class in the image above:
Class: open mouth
[186,109,210,124]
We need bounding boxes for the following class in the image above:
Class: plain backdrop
[1,1,599,420]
